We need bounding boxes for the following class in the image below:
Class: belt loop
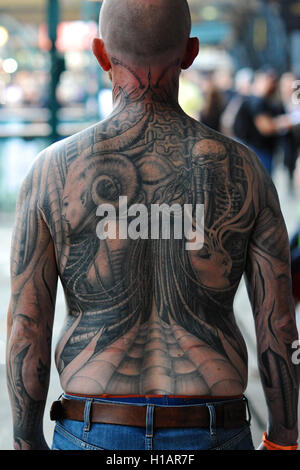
[207,404,217,437]
[145,405,154,450]
[83,398,93,436]
[243,396,252,425]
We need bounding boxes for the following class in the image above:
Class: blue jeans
[51,394,255,451]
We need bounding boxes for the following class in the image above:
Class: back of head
[100,0,191,65]
[253,67,278,96]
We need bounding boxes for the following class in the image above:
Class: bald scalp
[100,0,191,65]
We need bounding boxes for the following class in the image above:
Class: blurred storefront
[0,0,299,211]
[0,0,107,211]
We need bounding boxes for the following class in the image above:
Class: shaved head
[100,0,192,65]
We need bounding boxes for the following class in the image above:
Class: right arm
[6,155,58,450]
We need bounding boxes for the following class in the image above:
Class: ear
[92,38,111,72]
[181,37,199,70]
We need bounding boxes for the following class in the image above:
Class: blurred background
[0,0,300,450]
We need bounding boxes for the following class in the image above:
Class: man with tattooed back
[7,0,299,451]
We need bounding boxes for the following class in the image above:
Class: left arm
[245,174,299,449]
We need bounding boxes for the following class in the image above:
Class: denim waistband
[63,393,245,407]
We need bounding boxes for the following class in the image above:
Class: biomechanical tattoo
[7,59,299,449]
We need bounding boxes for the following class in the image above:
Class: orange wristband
[262,432,298,450]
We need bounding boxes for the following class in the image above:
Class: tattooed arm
[6,154,58,450]
[245,161,299,448]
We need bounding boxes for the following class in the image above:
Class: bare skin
[6,0,299,451]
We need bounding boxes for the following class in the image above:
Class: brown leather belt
[50,397,248,429]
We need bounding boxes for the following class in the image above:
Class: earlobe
[92,38,112,72]
[181,37,199,70]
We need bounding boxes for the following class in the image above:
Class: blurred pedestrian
[279,72,300,190]
[233,67,293,175]
[214,67,235,104]
[199,73,226,132]
[221,68,254,137]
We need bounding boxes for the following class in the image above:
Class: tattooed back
[37,98,267,397]
[7,0,298,449]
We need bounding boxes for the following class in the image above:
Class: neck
[109,56,182,111]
